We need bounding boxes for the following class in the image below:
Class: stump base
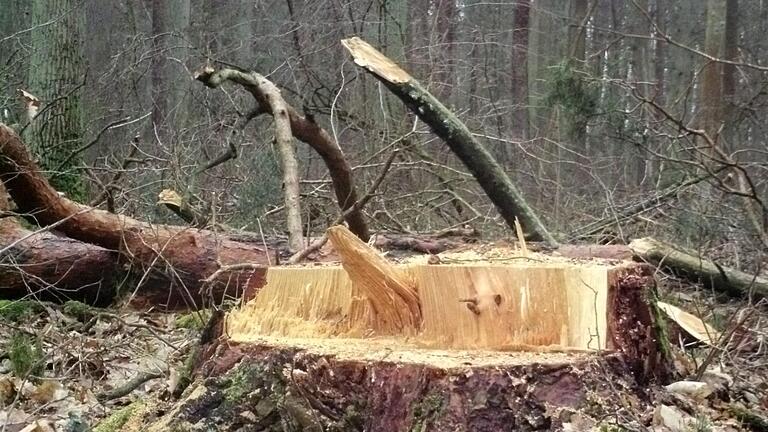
[142,338,653,432]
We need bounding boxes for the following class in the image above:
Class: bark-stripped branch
[194,65,370,241]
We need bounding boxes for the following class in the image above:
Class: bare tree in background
[26,0,87,200]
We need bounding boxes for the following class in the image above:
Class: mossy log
[340,37,557,246]
[630,237,768,299]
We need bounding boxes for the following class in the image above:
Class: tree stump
[134,226,667,431]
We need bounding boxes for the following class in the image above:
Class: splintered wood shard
[326,225,421,335]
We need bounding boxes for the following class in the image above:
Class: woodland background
[1,0,766,274]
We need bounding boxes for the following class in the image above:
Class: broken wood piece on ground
[657,301,721,346]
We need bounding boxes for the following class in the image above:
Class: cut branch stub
[327,225,421,334]
[341,37,557,246]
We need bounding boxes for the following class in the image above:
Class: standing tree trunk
[510,0,531,141]
[527,0,567,139]
[151,0,191,138]
[722,0,739,128]
[26,0,87,201]
[699,0,727,147]
[629,0,651,185]
[431,0,458,102]
[651,0,667,113]
[0,0,29,125]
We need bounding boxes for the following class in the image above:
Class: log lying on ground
[630,237,768,299]
[0,181,118,303]
[341,37,557,246]
[0,124,483,307]
[0,123,276,307]
[134,227,667,431]
[0,215,118,304]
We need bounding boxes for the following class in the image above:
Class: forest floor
[0,277,765,431]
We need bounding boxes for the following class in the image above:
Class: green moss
[174,309,212,330]
[92,401,144,432]
[336,404,365,431]
[544,61,599,139]
[173,345,200,398]
[648,287,672,361]
[688,415,713,432]
[0,300,44,321]
[223,363,261,403]
[728,404,768,432]
[7,331,44,378]
[598,424,627,432]
[63,300,95,321]
[410,392,444,432]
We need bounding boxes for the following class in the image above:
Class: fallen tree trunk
[341,37,557,246]
[0,181,119,303]
[0,124,494,306]
[0,216,118,304]
[129,226,667,431]
[0,123,276,308]
[570,173,714,241]
[630,237,768,299]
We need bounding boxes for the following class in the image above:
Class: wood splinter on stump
[326,225,421,334]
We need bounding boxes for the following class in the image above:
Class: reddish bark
[0,124,272,308]
[606,264,669,381]
[151,309,660,431]
[0,217,118,305]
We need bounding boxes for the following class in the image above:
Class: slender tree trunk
[630,0,651,185]
[431,0,458,101]
[651,0,667,111]
[565,0,591,150]
[528,0,567,140]
[0,0,29,125]
[699,0,727,146]
[569,0,589,62]
[510,0,531,141]
[26,0,87,200]
[268,89,304,252]
[151,0,191,138]
[722,0,739,127]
